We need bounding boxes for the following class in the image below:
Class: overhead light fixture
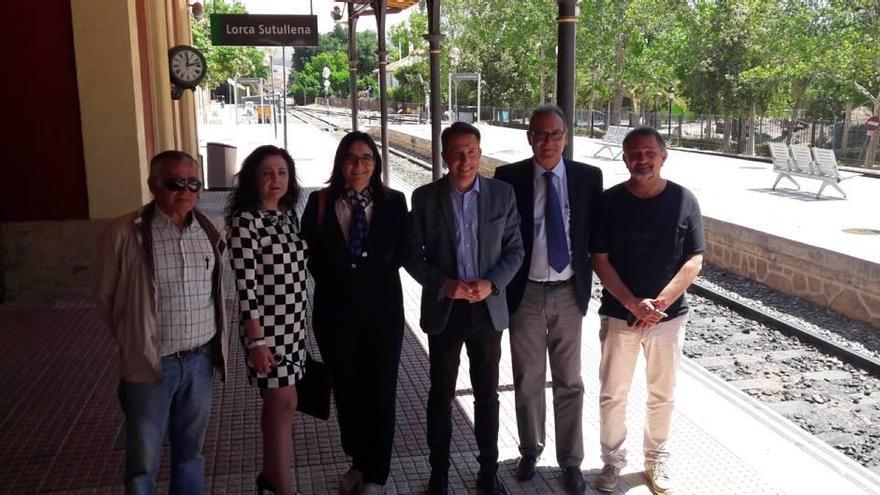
[189,2,204,20]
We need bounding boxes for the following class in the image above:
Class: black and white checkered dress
[229,208,308,388]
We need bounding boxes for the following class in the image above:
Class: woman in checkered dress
[226,145,306,495]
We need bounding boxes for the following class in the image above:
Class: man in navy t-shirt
[590,127,705,494]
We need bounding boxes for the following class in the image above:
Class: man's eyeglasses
[528,130,566,142]
[344,154,375,165]
[163,178,203,192]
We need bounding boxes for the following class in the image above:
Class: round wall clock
[168,45,207,89]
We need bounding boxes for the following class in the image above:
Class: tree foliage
[435,0,879,121]
[290,24,380,103]
[190,0,268,91]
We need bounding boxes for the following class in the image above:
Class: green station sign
[210,14,318,47]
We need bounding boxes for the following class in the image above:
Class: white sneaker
[595,464,620,493]
[644,461,673,494]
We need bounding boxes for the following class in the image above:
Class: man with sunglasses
[494,105,603,494]
[93,150,228,494]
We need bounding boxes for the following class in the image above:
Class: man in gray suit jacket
[405,122,524,495]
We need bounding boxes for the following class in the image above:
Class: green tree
[290,51,349,103]
[390,59,430,102]
[444,0,556,108]
[190,0,268,91]
[293,25,378,77]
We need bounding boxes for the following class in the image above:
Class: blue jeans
[118,345,214,495]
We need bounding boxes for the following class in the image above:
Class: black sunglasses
[163,178,203,192]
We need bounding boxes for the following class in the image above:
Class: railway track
[287,104,880,472]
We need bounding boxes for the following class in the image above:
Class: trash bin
[206,142,237,189]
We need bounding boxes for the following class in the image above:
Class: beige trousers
[510,281,584,467]
[598,314,688,468]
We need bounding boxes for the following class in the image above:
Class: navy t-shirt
[591,180,705,321]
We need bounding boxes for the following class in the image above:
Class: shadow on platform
[748,187,844,201]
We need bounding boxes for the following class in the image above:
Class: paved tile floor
[1,187,876,494]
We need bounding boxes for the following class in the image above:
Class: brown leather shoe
[595,464,620,493]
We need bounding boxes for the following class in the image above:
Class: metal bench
[770,143,860,199]
[593,125,628,160]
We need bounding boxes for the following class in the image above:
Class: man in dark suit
[404,122,524,495]
[494,105,603,494]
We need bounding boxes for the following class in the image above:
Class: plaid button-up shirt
[152,209,217,356]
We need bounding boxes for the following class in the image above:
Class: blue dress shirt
[450,176,481,280]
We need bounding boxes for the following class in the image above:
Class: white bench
[769,143,860,199]
[769,142,800,191]
[593,125,628,159]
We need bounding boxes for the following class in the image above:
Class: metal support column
[373,0,389,184]
[348,6,359,131]
[281,48,288,150]
[556,0,577,159]
[426,0,444,180]
[476,73,481,125]
[448,73,452,123]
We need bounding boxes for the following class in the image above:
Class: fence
[481,106,879,169]
[648,113,877,169]
[323,97,430,123]
[308,98,880,169]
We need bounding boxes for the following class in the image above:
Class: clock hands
[186,53,201,68]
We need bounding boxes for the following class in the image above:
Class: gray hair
[148,150,199,181]
[622,126,667,152]
[529,104,567,131]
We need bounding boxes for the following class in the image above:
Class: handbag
[296,352,332,420]
[295,188,333,420]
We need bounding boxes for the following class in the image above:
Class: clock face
[169,46,206,89]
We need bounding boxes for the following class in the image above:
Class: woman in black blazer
[301,132,407,495]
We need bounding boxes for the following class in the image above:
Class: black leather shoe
[476,465,503,495]
[516,456,537,481]
[562,466,586,494]
[256,472,276,494]
[425,471,448,495]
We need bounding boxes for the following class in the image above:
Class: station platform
[1,118,878,494]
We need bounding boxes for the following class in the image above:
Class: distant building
[374,53,424,90]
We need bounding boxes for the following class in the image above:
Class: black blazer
[301,188,408,336]
[493,158,603,315]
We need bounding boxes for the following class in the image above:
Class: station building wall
[0,0,201,301]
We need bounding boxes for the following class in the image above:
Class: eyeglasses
[528,130,566,142]
[163,177,203,192]
[344,154,375,165]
